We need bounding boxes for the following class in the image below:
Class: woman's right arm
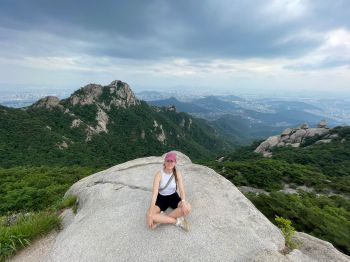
[149,171,161,209]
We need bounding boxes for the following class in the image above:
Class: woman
[146,151,192,231]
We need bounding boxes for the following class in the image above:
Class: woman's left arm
[177,171,186,201]
[177,171,190,215]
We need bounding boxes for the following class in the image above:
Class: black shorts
[155,192,182,211]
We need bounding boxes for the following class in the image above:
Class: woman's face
[164,160,176,169]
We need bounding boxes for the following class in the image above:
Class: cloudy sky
[0,0,349,97]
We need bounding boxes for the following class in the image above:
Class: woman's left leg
[168,201,192,219]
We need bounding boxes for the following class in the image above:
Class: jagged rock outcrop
[70,84,103,106]
[166,105,176,112]
[317,120,327,128]
[69,80,140,110]
[65,80,141,141]
[85,107,110,141]
[30,80,141,142]
[14,152,346,262]
[32,96,63,110]
[255,120,330,157]
[70,119,82,128]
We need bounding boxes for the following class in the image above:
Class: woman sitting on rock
[147,151,191,231]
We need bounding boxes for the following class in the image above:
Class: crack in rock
[87,180,151,192]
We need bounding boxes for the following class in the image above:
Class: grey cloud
[0,0,349,60]
[285,57,350,71]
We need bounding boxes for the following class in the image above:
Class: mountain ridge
[0,80,234,168]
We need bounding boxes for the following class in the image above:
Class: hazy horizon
[0,81,349,100]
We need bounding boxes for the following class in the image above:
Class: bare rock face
[70,119,82,128]
[69,80,140,110]
[287,232,350,262]
[305,128,329,137]
[299,123,309,129]
[45,152,287,261]
[254,135,280,153]
[32,96,63,110]
[67,80,141,141]
[70,84,103,106]
[255,122,332,157]
[281,128,293,136]
[315,139,332,145]
[317,120,327,128]
[107,80,140,109]
[85,107,110,141]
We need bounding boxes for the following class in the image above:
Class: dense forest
[204,126,350,254]
[0,101,233,168]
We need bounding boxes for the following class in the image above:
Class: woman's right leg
[147,205,160,229]
[152,208,177,225]
[148,205,176,228]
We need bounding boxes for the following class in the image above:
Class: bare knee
[148,206,160,219]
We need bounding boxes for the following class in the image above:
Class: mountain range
[0,80,233,168]
[148,96,341,144]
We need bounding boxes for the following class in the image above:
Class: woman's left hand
[181,201,191,216]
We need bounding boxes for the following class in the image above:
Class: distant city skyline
[0,1,349,96]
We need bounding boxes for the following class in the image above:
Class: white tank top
[158,168,177,196]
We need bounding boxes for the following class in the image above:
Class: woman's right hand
[147,208,153,228]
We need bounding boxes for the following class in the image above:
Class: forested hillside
[0,81,233,168]
[204,126,350,254]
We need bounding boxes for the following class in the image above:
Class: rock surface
[32,96,63,110]
[69,80,140,109]
[287,232,350,262]
[10,152,349,262]
[46,152,287,261]
[255,121,331,156]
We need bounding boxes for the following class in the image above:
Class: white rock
[33,96,63,110]
[46,152,286,262]
[315,139,332,145]
[71,119,82,128]
[254,136,280,153]
[281,128,293,136]
[329,134,339,139]
[290,129,307,143]
[299,123,309,129]
[317,120,327,128]
[305,128,329,137]
[289,232,350,262]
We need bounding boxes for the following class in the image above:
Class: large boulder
[44,152,287,261]
[305,128,329,137]
[31,96,63,110]
[317,120,327,128]
[255,122,332,157]
[17,152,347,262]
[290,129,307,143]
[254,135,280,153]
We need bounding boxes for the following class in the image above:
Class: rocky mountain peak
[69,80,140,109]
[69,83,103,106]
[31,96,63,110]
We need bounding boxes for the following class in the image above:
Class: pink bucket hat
[164,152,177,162]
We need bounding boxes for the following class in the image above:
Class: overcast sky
[0,0,349,97]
